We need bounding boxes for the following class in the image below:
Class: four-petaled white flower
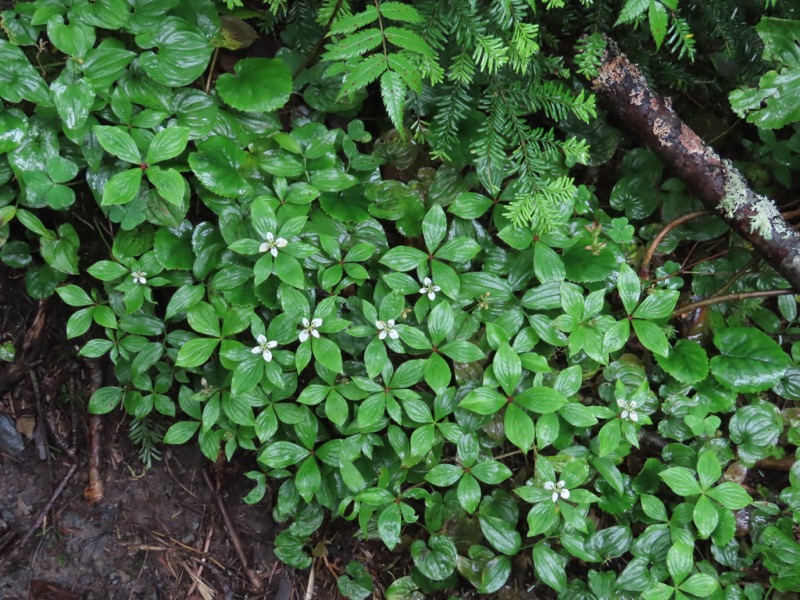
[544,480,570,503]
[251,334,278,362]
[259,232,288,257]
[299,318,323,343]
[618,398,639,422]
[419,277,441,301]
[375,319,399,340]
[131,271,147,285]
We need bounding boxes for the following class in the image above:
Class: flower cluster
[259,232,288,257]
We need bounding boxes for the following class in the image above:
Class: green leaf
[667,541,693,585]
[633,290,679,319]
[436,238,482,262]
[163,421,200,444]
[648,0,668,49]
[710,327,790,393]
[706,482,752,510]
[313,336,343,373]
[505,403,535,452]
[655,339,709,384]
[188,136,250,198]
[422,204,447,253]
[295,456,321,502]
[426,464,463,486]
[88,386,123,414]
[693,494,719,539]
[56,285,93,307]
[729,403,783,465]
[450,193,493,219]
[472,461,512,485]
[136,18,212,87]
[93,126,140,164]
[598,419,621,457]
[310,169,359,192]
[494,344,521,395]
[260,441,310,468]
[427,301,454,345]
[659,467,701,496]
[460,388,506,415]
[410,535,457,581]
[217,58,292,112]
[532,544,566,592]
[458,472,481,514]
[379,246,427,271]
[67,307,93,339]
[696,451,721,490]
[617,264,641,314]
[640,494,668,522]
[439,340,484,363]
[679,574,718,596]
[147,167,186,206]
[146,127,189,164]
[632,319,669,357]
[175,337,219,368]
[51,79,93,131]
[88,260,129,281]
[102,168,142,206]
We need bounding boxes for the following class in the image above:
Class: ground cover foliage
[1,0,799,597]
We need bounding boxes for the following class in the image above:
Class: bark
[592,42,800,292]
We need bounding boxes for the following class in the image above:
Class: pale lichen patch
[721,160,792,240]
[653,117,671,146]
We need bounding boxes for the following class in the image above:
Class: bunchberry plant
[1,0,799,597]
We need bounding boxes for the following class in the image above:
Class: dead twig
[187,522,214,598]
[18,462,78,547]
[201,470,262,591]
[640,211,712,280]
[672,289,795,318]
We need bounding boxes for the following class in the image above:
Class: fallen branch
[83,359,104,504]
[593,42,800,291]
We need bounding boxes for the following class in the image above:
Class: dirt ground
[0,267,298,600]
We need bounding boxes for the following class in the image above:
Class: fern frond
[381,69,407,133]
[329,6,375,35]
[615,0,648,25]
[322,28,383,61]
[666,16,696,61]
[338,54,388,97]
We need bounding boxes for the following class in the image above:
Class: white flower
[131,271,147,285]
[544,480,570,503]
[617,398,639,422]
[251,334,278,362]
[298,317,323,342]
[258,232,288,257]
[375,319,399,340]
[419,277,441,301]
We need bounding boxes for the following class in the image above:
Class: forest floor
[0,266,301,600]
